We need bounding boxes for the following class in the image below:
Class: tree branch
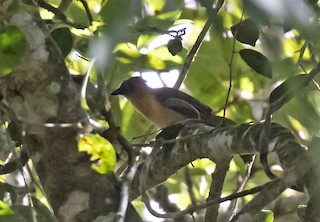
[131,121,312,219]
[204,158,231,222]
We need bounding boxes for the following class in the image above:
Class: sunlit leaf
[114,43,183,71]
[51,27,73,58]
[0,201,13,215]
[231,19,259,46]
[136,11,182,31]
[65,1,89,27]
[136,11,182,48]
[239,49,272,78]
[0,26,26,76]
[78,134,116,174]
[188,167,207,175]
[145,0,166,12]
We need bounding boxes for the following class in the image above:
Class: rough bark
[0,1,141,221]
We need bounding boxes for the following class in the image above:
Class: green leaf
[8,121,22,146]
[239,49,272,78]
[269,74,312,113]
[136,11,182,31]
[0,201,13,215]
[100,0,141,44]
[0,26,26,76]
[114,43,183,71]
[145,0,166,12]
[136,11,182,49]
[78,134,116,174]
[231,19,260,46]
[31,197,56,222]
[51,27,73,58]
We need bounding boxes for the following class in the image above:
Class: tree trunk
[0,1,141,221]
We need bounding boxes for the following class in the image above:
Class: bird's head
[111,77,148,97]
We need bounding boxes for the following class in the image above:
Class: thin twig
[116,135,138,222]
[173,0,226,89]
[222,6,245,124]
[131,126,161,141]
[184,167,197,206]
[297,41,308,65]
[38,0,86,29]
[228,155,256,221]
[78,0,93,25]
[134,26,186,37]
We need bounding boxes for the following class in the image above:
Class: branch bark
[130,122,314,219]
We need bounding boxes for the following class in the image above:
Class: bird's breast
[129,94,187,128]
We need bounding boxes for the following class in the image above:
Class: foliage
[0,25,26,76]
[1,0,320,221]
[78,134,116,174]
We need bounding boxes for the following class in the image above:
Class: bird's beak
[111,88,121,95]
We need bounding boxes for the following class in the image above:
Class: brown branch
[222,7,244,124]
[131,121,311,220]
[141,157,271,220]
[184,167,197,206]
[153,185,188,222]
[37,0,86,29]
[99,71,140,222]
[204,159,231,222]
[173,0,226,89]
[78,0,93,26]
[116,135,138,222]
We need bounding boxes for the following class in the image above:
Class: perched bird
[111,77,215,128]
[111,77,253,166]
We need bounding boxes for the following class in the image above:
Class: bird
[111,77,216,128]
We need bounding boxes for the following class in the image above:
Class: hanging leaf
[239,49,272,78]
[269,74,312,113]
[51,27,73,58]
[78,134,116,174]
[231,19,259,46]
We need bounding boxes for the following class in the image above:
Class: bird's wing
[162,97,201,119]
[154,88,214,119]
